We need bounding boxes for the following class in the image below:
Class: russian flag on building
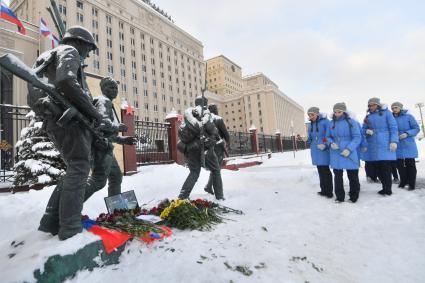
[0,0,26,35]
[40,18,59,48]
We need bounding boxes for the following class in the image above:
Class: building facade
[0,18,39,106]
[205,55,305,137]
[9,0,205,122]
[206,55,243,96]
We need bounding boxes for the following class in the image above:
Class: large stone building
[205,56,305,137]
[8,0,204,122]
[0,18,38,106]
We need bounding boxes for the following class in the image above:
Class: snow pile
[0,147,424,282]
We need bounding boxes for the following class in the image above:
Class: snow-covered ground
[1,141,424,283]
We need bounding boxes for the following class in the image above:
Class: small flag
[40,18,59,48]
[0,0,26,35]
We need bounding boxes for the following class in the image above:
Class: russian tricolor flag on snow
[40,18,59,48]
[0,0,26,35]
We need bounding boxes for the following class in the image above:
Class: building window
[108,65,114,74]
[59,4,66,15]
[92,8,98,16]
[76,0,83,9]
[106,15,112,24]
[76,12,83,23]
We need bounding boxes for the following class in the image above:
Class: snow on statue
[13,111,66,186]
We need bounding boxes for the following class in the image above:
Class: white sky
[4,0,425,121]
[157,0,425,121]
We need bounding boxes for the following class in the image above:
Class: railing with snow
[0,105,31,182]
[134,120,173,165]
[227,131,254,157]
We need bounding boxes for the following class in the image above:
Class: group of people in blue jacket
[307,97,420,203]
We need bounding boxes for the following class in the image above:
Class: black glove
[118,123,128,132]
[120,136,137,145]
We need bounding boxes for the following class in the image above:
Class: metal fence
[0,105,31,182]
[258,134,278,153]
[134,120,173,165]
[227,130,309,157]
[227,131,254,156]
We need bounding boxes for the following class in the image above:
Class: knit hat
[368,97,381,106]
[391,101,403,109]
[333,102,347,112]
[307,107,320,115]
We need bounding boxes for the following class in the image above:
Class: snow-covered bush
[13,112,66,186]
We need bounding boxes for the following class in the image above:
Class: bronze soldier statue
[177,97,224,200]
[203,103,229,198]
[34,26,103,240]
[84,77,135,201]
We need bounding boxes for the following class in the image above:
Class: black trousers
[333,169,360,202]
[375,160,393,194]
[390,161,399,180]
[397,158,417,189]
[317,166,333,196]
[365,161,378,181]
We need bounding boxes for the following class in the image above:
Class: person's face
[102,82,118,100]
[73,40,92,60]
[308,113,318,121]
[334,110,344,118]
[368,103,378,112]
[392,106,401,114]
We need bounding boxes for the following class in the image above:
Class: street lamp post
[415,102,425,136]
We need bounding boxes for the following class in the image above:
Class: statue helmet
[61,26,97,51]
[194,96,208,108]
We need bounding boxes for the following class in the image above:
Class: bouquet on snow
[96,209,166,238]
[95,198,243,233]
[155,198,243,231]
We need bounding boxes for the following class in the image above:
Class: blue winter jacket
[394,110,419,159]
[362,107,398,161]
[308,115,331,166]
[356,121,369,161]
[326,114,361,170]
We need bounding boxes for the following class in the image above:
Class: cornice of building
[87,0,203,61]
[205,55,242,69]
[131,0,203,47]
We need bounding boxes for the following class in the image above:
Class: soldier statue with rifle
[0,25,106,240]
[34,26,103,240]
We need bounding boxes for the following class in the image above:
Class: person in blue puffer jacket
[326,102,361,203]
[391,102,420,190]
[357,120,379,183]
[362,97,399,196]
[307,107,333,198]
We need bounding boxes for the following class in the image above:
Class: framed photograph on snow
[104,190,139,213]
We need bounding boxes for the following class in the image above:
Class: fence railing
[0,105,31,182]
[228,130,308,156]
[134,120,173,165]
[227,131,254,157]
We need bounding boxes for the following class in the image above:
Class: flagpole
[38,11,41,56]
